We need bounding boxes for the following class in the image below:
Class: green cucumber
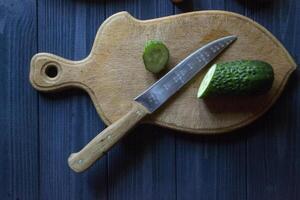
[143,40,169,73]
[197,60,274,98]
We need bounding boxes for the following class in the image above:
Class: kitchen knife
[68,35,237,172]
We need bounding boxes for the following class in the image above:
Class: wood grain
[0,0,39,199]
[30,10,297,134]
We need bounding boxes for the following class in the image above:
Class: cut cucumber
[143,40,169,73]
[197,60,274,98]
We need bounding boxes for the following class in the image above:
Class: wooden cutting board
[29,11,297,134]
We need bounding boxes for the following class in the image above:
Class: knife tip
[229,35,238,41]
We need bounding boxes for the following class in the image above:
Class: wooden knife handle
[68,101,149,173]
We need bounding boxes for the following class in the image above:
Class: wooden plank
[70,1,108,199]
[38,0,107,199]
[105,1,176,200]
[244,0,300,199]
[175,1,248,200]
[0,0,39,199]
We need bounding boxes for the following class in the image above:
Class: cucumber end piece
[143,40,169,74]
[197,64,217,98]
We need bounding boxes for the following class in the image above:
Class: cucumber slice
[197,60,274,98]
[143,40,169,73]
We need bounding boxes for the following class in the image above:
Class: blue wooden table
[0,0,299,199]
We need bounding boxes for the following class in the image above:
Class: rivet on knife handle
[68,102,149,172]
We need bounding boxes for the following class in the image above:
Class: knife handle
[68,101,149,173]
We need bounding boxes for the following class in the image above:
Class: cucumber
[197,60,274,98]
[143,40,169,73]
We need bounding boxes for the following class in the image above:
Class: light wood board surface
[30,11,297,134]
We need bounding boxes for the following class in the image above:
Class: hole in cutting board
[45,64,58,78]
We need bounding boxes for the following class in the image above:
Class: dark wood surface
[0,0,299,199]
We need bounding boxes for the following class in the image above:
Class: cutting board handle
[30,53,89,92]
[68,101,150,173]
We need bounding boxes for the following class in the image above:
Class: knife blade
[68,35,237,172]
[135,35,237,112]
